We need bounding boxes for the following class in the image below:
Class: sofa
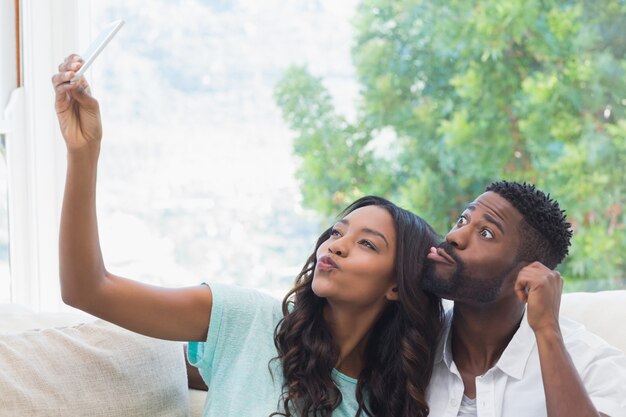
[0,304,207,417]
[0,290,624,416]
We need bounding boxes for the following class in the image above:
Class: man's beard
[422,242,515,303]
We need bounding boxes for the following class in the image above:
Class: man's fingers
[514,266,563,304]
[514,279,529,303]
[550,271,564,291]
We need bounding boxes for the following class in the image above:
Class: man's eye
[456,216,468,227]
[480,229,494,239]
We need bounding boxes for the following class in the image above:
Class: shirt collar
[493,308,535,379]
[434,309,454,367]
[434,307,535,380]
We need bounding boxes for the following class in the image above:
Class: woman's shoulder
[210,282,282,304]
[209,282,284,321]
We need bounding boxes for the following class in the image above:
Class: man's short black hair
[485,180,572,269]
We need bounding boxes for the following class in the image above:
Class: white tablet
[70,19,125,83]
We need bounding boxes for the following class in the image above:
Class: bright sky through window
[89,0,359,296]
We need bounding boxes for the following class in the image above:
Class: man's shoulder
[559,315,610,347]
[557,315,626,371]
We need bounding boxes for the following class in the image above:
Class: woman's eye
[330,228,342,237]
[480,229,494,239]
[359,240,377,251]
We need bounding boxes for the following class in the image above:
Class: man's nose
[445,226,468,250]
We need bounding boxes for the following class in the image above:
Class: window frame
[2,0,91,311]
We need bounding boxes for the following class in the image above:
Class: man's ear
[386,286,399,301]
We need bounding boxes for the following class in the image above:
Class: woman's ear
[385,286,399,301]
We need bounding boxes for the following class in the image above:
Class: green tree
[274,0,626,288]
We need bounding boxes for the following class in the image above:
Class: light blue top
[187,283,362,416]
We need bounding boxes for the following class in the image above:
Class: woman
[52,54,443,417]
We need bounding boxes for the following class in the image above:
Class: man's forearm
[536,326,603,417]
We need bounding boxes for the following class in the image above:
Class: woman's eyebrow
[339,219,389,247]
[362,228,389,247]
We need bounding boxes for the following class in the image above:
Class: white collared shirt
[426,309,626,417]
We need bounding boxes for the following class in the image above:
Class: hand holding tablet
[70,19,124,83]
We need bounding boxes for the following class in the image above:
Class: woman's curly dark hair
[271,196,443,417]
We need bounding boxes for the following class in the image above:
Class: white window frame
[2,0,92,311]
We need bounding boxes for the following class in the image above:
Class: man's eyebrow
[463,204,505,235]
[483,213,505,235]
[337,219,389,248]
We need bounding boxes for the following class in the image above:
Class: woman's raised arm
[53,54,212,342]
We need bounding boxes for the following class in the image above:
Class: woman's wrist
[66,142,101,162]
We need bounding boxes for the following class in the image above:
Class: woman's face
[312,205,398,308]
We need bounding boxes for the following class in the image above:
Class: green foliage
[274,0,626,286]
[274,66,395,215]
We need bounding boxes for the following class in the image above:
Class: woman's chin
[311,276,332,299]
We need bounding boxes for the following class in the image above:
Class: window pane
[89,1,358,295]
[87,2,624,295]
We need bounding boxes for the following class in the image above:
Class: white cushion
[189,389,207,416]
[561,290,626,354]
[0,318,189,417]
[0,304,93,333]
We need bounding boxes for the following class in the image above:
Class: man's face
[422,191,525,303]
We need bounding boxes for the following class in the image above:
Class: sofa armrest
[0,305,191,417]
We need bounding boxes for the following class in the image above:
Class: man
[423,181,626,417]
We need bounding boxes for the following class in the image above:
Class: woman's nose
[328,239,348,257]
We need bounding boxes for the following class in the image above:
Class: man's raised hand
[514,261,563,334]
